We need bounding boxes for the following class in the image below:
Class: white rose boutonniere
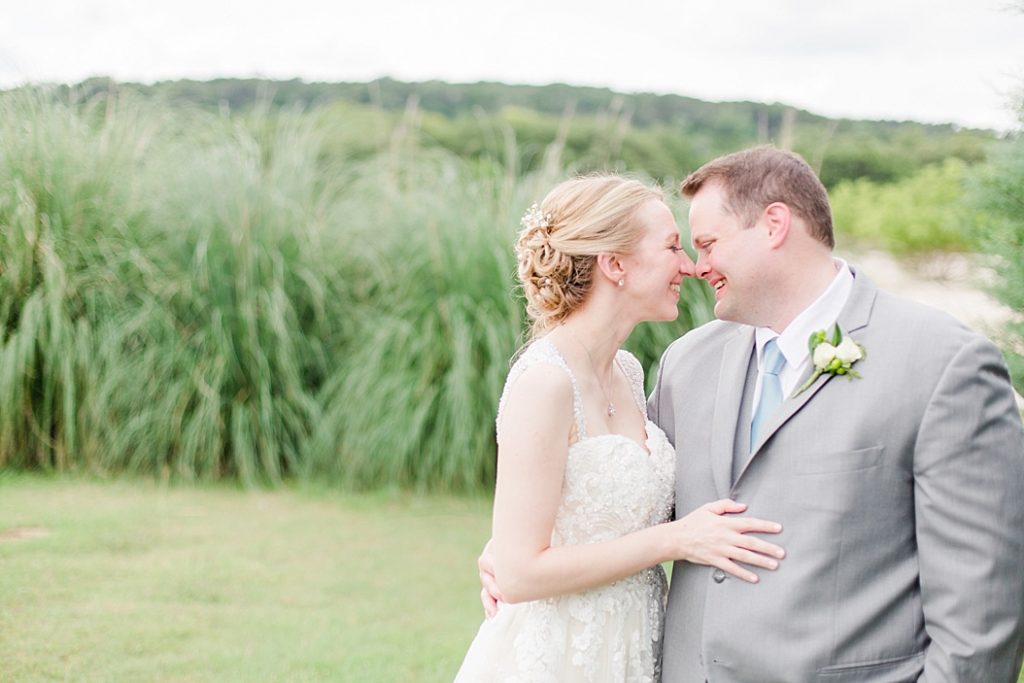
[835,336,864,364]
[812,342,837,368]
[793,324,865,396]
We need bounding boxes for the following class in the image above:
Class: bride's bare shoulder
[501,361,574,417]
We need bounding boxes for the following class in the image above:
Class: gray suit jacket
[649,268,1024,682]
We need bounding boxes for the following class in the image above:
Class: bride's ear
[596,253,626,286]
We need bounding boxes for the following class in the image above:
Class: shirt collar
[754,258,854,369]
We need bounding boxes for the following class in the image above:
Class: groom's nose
[693,252,711,280]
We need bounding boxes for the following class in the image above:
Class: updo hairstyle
[515,175,663,338]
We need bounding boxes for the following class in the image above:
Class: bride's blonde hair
[515,174,663,339]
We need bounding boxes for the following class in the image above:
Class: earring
[617,279,624,287]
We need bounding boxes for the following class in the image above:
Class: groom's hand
[478,538,502,619]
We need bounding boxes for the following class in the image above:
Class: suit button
[712,569,726,583]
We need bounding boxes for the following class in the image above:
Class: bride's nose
[678,250,696,278]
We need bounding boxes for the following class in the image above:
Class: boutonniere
[793,324,865,396]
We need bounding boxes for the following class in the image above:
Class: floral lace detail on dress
[455,338,676,683]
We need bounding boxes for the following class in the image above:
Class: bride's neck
[554,308,633,371]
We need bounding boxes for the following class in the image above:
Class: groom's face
[688,181,770,325]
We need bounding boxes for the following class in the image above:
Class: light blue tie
[751,339,786,450]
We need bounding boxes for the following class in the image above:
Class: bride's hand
[663,499,785,583]
[477,539,502,619]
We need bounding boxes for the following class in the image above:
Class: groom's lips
[709,277,726,298]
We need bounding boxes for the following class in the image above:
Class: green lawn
[0,474,490,682]
[2,474,1022,682]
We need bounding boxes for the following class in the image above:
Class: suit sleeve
[914,336,1024,682]
[648,341,681,446]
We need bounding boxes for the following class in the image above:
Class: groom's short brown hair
[680,146,835,248]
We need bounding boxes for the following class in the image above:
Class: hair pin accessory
[520,203,551,231]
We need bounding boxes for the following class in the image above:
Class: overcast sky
[2,0,1022,130]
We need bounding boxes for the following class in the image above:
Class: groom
[648,146,1024,681]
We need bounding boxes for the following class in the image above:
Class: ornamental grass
[0,88,713,492]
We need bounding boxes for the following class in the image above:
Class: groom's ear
[762,202,791,249]
[596,253,626,284]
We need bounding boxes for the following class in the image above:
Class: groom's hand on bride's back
[478,539,502,619]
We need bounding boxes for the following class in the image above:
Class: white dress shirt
[751,259,854,414]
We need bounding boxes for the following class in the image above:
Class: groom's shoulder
[872,288,979,344]
[852,265,978,342]
[864,287,1008,374]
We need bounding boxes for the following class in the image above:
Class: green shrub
[830,158,972,254]
[965,135,1024,393]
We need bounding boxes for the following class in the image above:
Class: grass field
[0,474,490,682]
[3,475,1023,682]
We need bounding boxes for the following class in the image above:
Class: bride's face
[620,199,694,322]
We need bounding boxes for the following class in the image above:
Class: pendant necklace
[562,325,616,417]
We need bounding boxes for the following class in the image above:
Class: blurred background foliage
[0,77,1020,492]
[67,76,994,186]
[966,132,1024,390]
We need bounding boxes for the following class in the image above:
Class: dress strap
[496,338,587,442]
[615,349,650,418]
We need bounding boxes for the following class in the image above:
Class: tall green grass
[0,88,713,492]
[302,154,530,491]
[0,91,153,470]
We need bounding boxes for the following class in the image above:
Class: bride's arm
[492,364,785,605]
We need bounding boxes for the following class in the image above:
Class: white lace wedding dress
[454,338,676,682]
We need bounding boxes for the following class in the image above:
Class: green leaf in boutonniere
[792,323,865,397]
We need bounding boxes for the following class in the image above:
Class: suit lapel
[709,326,755,498]
[735,268,878,481]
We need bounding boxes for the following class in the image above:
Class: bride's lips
[670,283,681,297]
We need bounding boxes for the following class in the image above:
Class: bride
[454,175,785,682]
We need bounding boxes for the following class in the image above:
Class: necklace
[562,325,617,417]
